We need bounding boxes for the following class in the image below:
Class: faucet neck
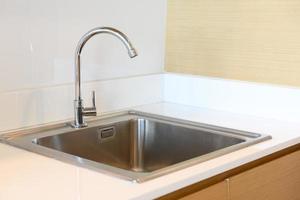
[73,27,137,128]
[74,27,137,101]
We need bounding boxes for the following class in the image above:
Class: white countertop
[1,102,299,200]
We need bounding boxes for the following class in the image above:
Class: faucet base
[70,122,88,129]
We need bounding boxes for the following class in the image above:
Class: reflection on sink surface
[34,118,245,172]
[0,111,271,182]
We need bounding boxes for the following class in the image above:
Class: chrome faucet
[72,27,138,128]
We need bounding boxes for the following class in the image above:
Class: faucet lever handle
[82,91,97,117]
[92,90,96,108]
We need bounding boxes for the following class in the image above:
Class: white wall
[0,0,167,131]
[164,73,300,123]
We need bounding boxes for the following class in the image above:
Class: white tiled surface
[0,0,167,132]
[0,102,299,200]
[0,0,166,92]
[4,72,300,132]
[165,73,300,123]
[0,74,164,132]
[0,93,18,131]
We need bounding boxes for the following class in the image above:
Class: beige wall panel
[166,0,300,86]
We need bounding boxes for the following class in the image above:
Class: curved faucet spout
[75,27,138,101]
[72,27,138,128]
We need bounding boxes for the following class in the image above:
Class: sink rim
[0,110,272,183]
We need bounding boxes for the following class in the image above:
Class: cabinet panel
[179,181,228,200]
[158,145,299,200]
[229,150,300,200]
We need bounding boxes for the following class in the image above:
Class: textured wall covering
[166,0,300,86]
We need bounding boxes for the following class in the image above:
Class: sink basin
[0,111,271,182]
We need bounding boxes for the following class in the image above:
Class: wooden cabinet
[158,145,300,200]
[180,181,228,200]
[229,150,300,200]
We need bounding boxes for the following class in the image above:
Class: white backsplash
[164,73,300,123]
[0,74,164,131]
[0,0,167,131]
[0,0,166,92]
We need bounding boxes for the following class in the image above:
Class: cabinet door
[229,150,300,200]
[179,180,228,200]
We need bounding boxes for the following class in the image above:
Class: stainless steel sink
[0,111,271,182]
